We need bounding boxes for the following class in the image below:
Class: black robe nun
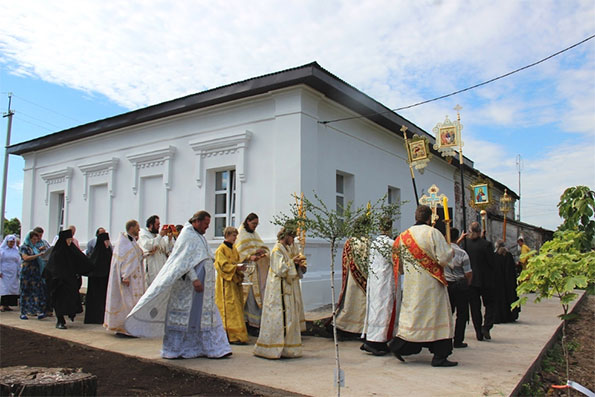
[45,229,93,328]
[84,232,112,324]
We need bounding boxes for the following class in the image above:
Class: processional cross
[419,184,446,225]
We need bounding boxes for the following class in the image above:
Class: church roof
[7,62,440,157]
[6,62,517,198]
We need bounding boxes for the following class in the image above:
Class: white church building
[9,62,477,310]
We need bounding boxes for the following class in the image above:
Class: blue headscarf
[23,231,41,254]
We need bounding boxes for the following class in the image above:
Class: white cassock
[362,235,396,342]
[104,233,145,334]
[138,228,174,287]
[125,223,230,359]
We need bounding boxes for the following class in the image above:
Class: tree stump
[0,366,97,396]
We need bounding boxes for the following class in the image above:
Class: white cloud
[477,140,595,231]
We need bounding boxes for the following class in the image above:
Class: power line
[12,115,54,132]
[16,111,63,129]
[320,34,595,125]
[11,94,83,123]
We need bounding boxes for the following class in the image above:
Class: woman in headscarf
[19,230,47,319]
[84,232,112,324]
[0,235,21,311]
[45,229,93,329]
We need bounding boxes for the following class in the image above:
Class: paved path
[0,293,581,397]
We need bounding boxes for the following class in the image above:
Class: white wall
[20,85,457,310]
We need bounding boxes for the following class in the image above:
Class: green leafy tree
[272,192,401,396]
[557,185,595,251]
[513,231,595,393]
[3,217,21,237]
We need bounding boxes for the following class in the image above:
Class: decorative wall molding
[126,146,176,194]
[189,131,252,187]
[40,167,73,205]
[78,158,119,200]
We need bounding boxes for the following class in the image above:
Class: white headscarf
[0,235,17,251]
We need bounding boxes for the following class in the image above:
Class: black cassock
[493,250,520,323]
[45,230,93,319]
[84,232,112,324]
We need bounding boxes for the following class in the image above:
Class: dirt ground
[0,326,272,396]
[0,296,592,396]
[523,294,594,396]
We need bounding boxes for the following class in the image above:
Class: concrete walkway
[0,293,581,397]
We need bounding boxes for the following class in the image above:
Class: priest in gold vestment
[254,227,306,359]
[214,226,249,344]
[389,205,456,367]
[234,213,270,331]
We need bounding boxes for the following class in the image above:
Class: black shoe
[475,330,484,341]
[453,342,468,348]
[482,327,491,340]
[68,314,75,322]
[431,358,458,367]
[56,323,67,329]
[360,342,387,356]
[393,352,405,362]
[246,325,260,337]
[387,338,406,362]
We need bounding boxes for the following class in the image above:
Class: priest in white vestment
[125,211,231,359]
[254,227,306,359]
[104,220,145,335]
[138,215,175,287]
[361,219,396,356]
[389,205,456,367]
[234,213,270,332]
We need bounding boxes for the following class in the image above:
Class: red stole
[392,229,447,287]
[337,239,367,308]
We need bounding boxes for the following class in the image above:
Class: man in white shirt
[138,215,174,287]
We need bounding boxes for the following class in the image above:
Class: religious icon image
[409,140,428,161]
[473,184,489,205]
[439,126,457,147]
[433,114,463,158]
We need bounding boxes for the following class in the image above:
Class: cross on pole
[419,184,446,225]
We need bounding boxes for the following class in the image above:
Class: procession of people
[1,203,530,367]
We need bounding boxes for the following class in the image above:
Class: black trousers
[447,280,470,344]
[390,337,453,359]
[469,285,495,333]
[1,295,18,306]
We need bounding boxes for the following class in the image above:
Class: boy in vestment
[214,227,249,344]
[254,227,306,359]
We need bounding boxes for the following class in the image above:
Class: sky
[0,0,594,231]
